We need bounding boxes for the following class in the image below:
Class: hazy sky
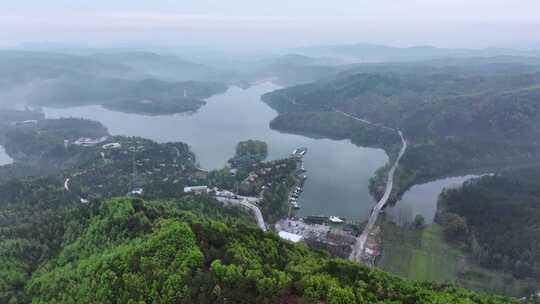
[2,0,540,50]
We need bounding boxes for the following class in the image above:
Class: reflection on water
[0,146,13,166]
[387,175,479,226]
[43,83,388,220]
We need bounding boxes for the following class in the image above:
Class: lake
[387,175,480,226]
[0,146,12,166]
[43,82,388,220]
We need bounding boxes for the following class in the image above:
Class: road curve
[335,110,407,264]
[216,196,267,231]
[64,178,70,192]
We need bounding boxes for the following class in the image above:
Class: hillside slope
[0,191,519,303]
[262,63,540,199]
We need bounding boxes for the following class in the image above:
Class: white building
[278,231,303,243]
[102,143,122,150]
[74,136,108,147]
[130,188,144,196]
[184,186,209,194]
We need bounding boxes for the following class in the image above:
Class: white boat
[292,147,308,157]
[328,216,344,223]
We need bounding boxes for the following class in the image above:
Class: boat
[292,147,308,158]
[292,202,301,209]
[329,216,344,223]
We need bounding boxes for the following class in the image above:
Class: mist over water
[43,82,388,220]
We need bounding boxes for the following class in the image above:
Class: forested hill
[262,62,540,200]
[27,78,228,115]
[263,70,540,144]
[0,188,518,303]
[438,167,540,282]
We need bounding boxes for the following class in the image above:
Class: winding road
[335,110,408,264]
[64,178,70,192]
[351,130,407,264]
[216,196,267,231]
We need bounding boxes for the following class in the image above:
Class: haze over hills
[292,43,540,63]
[2,40,540,302]
[3,0,540,301]
[88,52,236,82]
[6,43,540,107]
[0,50,232,111]
[263,59,540,184]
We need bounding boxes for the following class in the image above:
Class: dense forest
[262,61,540,200]
[0,189,519,303]
[0,175,251,303]
[438,167,540,281]
[0,118,111,187]
[270,111,400,156]
[2,54,540,302]
[228,139,268,168]
[2,118,108,165]
[65,137,200,200]
[0,109,45,148]
[0,115,206,201]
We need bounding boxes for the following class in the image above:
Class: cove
[43,82,388,220]
[387,175,480,226]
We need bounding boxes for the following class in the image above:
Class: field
[377,218,537,297]
[378,220,462,284]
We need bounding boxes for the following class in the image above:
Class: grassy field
[377,218,537,297]
[378,220,462,284]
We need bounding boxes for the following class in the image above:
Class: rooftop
[278,231,303,243]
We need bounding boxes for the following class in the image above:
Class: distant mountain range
[292,43,540,63]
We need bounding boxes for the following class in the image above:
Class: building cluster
[182,186,242,200]
[66,137,199,201]
[238,158,296,196]
[275,218,356,258]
